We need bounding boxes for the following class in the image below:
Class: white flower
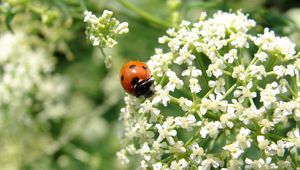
[206,58,227,78]
[116,149,129,164]
[141,160,149,169]
[285,64,296,76]
[118,10,300,169]
[223,128,252,159]
[190,143,204,163]
[249,65,266,80]
[139,143,151,161]
[230,32,249,48]
[220,113,235,128]
[182,66,202,77]
[239,107,263,125]
[152,85,171,106]
[200,93,228,115]
[170,158,188,170]
[153,162,163,170]
[236,128,252,149]
[148,49,174,77]
[165,70,184,91]
[245,157,278,170]
[178,97,193,111]
[233,83,257,102]
[83,11,98,24]
[255,51,268,62]
[232,65,246,80]
[115,22,129,34]
[260,82,280,109]
[209,78,226,94]
[156,117,177,145]
[268,140,285,157]
[84,10,129,48]
[258,119,274,134]
[273,65,286,79]
[174,46,196,65]
[200,121,222,138]
[223,142,244,159]
[223,49,238,64]
[169,141,186,153]
[252,28,296,61]
[199,155,221,170]
[139,99,161,121]
[286,128,300,154]
[174,115,197,130]
[257,136,270,150]
[278,79,288,93]
[104,55,112,68]
[189,78,201,93]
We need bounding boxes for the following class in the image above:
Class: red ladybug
[120,61,154,97]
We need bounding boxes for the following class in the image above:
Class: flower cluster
[84,9,129,68]
[118,11,300,169]
[0,31,110,169]
[84,10,129,48]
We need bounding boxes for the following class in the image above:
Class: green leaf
[5,8,15,33]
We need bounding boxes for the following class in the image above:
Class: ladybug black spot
[131,77,139,85]
[142,66,147,70]
[129,65,136,69]
[121,75,124,81]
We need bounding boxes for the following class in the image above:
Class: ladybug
[120,61,154,97]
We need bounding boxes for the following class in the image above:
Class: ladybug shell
[120,61,152,95]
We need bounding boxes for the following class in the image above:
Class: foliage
[0,0,299,169]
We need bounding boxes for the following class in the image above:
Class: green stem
[286,83,298,98]
[195,53,210,92]
[264,133,284,141]
[202,88,214,99]
[223,70,232,76]
[99,47,107,59]
[291,153,299,168]
[185,133,200,146]
[223,83,237,99]
[265,55,277,72]
[169,95,179,104]
[277,94,292,101]
[116,0,174,29]
[245,50,259,72]
[296,70,300,89]
[266,71,274,76]
[292,75,298,96]
[205,111,220,120]
[79,0,87,11]
[159,74,167,86]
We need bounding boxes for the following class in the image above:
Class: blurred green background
[0,0,299,169]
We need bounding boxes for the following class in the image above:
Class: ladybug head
[133,77,154,98]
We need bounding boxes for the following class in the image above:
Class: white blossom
[260,82,280,109]
[165,70,184,91]
[156,117,177,145]
[189,78,201,93]
[170,158,188,170]
[178,97,193,111]
[200,121,222,138]
[84,10,129,48]
[190,143,204,163]
[223,49,238,64]
[232,65,246,80]
[118,11,300,169]
[174,115,197,130]
[255,51,268,62]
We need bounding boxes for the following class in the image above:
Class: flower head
[117,11,300,169]
[84,10,129,48]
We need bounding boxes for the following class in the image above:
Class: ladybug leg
[135,78,154,98]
